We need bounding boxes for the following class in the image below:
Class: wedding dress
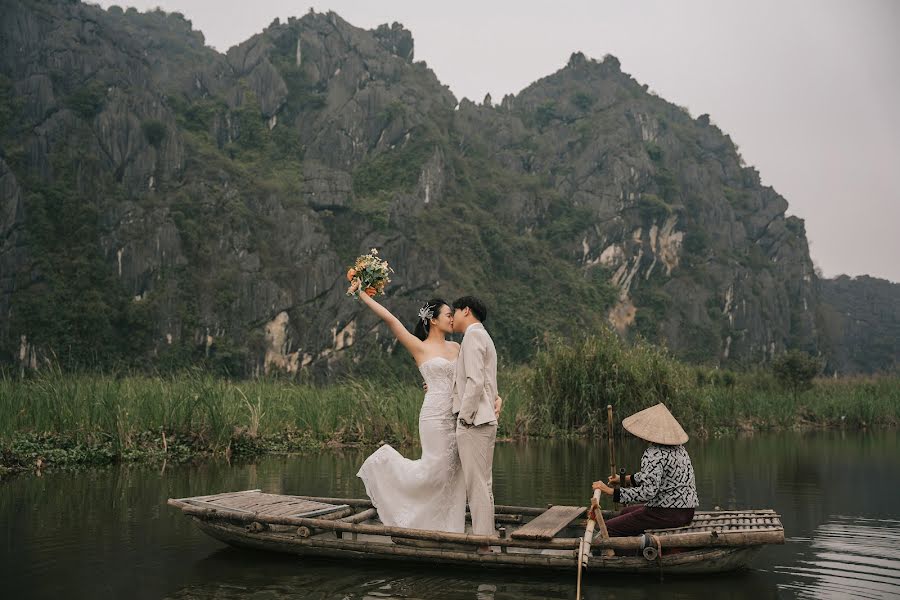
[357,356,467,532]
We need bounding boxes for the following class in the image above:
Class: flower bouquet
[346,248,393,297]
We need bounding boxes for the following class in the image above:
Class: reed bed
[1,371,413,449]
[520,334,900,437]
[0,368,526,470]
[1,338,896,473]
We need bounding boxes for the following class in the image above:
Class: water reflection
[776,517,900,599]
[165,548,778,600]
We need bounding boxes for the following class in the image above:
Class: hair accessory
[417,305,434,323]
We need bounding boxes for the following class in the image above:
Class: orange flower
[365,287,377,297]
[346,268,357,281]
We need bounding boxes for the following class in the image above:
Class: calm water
[2,431,899,599]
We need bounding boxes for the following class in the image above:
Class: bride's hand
[494,395,503,418]
[347,277,362,296]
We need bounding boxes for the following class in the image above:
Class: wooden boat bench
[510,505,586,540]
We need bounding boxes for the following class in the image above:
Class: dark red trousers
[604,504,695,537]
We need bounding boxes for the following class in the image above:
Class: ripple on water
[776,516,900,599]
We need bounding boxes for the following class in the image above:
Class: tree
[772,350,822,400]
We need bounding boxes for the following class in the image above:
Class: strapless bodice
[418,356,456,396]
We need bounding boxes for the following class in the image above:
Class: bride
[351,283,467,533]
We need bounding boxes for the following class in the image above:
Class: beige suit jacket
[452,323,498,426]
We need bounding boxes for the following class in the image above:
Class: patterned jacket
[616,444,699,508]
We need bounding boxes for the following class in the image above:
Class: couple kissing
[351,288,500,552]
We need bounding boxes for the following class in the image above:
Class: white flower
[417,306,434,322]
[370,248,379,255]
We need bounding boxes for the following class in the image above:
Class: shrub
[683,230,709,256]
[636,193,672,222]
[535,102,558,129]
[645,142,663,162]
[66,81,106,119]
[679,323,720,364]
[141,119,166,148]
[352,132,434,197]
[772,350,822,400]
[571,92,594,111]
[653,167,678,201]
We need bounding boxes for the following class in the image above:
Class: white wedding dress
[356,356,467,532]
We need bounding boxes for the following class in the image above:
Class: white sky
[97,0,900,282]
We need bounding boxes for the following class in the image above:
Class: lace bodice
[418,356,456,396]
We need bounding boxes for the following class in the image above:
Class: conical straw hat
[622,403,689,445]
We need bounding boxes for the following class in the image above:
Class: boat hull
[193,517,764,575]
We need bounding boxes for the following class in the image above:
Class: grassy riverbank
[2,335,897,475]
[0,371,471,474]
[0,368,533,474]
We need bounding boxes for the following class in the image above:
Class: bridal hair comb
[418,304,435,323]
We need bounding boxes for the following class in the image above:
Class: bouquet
[346,248,393,297]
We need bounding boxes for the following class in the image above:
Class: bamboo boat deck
[172,490,351,519]
[168,490,784,575]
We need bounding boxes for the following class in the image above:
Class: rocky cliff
[0,0,894,374]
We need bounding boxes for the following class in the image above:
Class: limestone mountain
[0,0,895,375]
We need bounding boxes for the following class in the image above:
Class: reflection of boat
[168,490,784,575]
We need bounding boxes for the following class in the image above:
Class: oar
[607,404,618,510]
[576,489,599,599]
[576,488,615,598]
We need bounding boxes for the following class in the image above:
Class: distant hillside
[1,0,895,374]
[818,276,899,373]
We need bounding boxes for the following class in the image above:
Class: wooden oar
[576,489,599,599]
[607,404,618,510]
[576,486,615,598]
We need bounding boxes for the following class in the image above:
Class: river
[2,431,898,599]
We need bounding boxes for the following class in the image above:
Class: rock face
[0,0,894,374]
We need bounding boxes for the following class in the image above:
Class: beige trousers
[456,421,497,536]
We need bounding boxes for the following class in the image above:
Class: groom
[450,296,498,552]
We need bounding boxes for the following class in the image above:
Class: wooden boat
[168,490,784,575]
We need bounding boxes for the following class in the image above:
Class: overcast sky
[97,0,900,282]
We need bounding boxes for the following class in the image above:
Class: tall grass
[1,338,896,471]
[0,370,419,451]
[523,329,696,435]
[0,368,525,458]
[521,333,900,437]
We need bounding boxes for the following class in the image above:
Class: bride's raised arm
[353,281,425,361]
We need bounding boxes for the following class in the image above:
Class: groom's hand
[493,395,503,418]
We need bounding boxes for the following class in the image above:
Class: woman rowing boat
[591,403,699,537]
